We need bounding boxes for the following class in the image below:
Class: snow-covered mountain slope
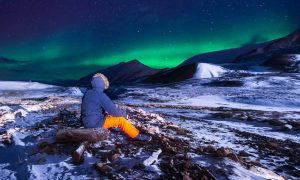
[180,43,267,66]
[235,28,300,63]
[180,28,300,71]
[143,63,228,83]
[262,54,300,72]
[193,63,227,79]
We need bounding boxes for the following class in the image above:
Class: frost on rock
[142,149,162,166]
[194,63,227,79]
[66,87,84,97]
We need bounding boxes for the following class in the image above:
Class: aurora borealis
[1,0,300,82]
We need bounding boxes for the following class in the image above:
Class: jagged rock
[1,133,13,145]
[95,163,113,175]
[227,152,239,162]
[72,142,86,164]
[160,155,216,180]
[239,150,251,157]
[109,153,121,162]
[216,147,233,157]
[268,142,278,149]
[203,145,217,154]
[176,128,190,135]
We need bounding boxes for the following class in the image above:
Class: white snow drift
[193,63,227,79]
[0,81,56,90]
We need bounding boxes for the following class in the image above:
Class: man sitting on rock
[81,73,151,141]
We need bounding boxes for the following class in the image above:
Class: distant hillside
[76,28,300,86]
[234,28,300,64]
[78,60,166,86]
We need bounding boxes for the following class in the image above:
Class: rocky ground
[0,100,288,179]
[0,73,299,179]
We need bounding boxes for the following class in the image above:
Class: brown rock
[176,128,188,135]
[239,150,251,157]
[39,145,58,155]
[95,163,112,175]
[2,134,13,145]
[72,142,87,164]
[3,139,12,145]
[160,136,169,143]
[197,147,204,153]
[216,147,233,157]
[204,145,217,154]
[227,153,239,162]
[182,172,192,180]
[109,153,120,161]
[251,160,261,166]
[268,142,278,148]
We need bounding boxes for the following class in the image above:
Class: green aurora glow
[0,0,299,82]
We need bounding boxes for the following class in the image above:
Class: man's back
[81,76,126,128]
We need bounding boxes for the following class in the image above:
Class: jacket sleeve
[100,93,127,117]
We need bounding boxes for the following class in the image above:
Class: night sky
[1,0,300,82]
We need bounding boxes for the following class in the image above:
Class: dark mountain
[180,28,300,67]
[234,29,300,64]
[180,43,267,66]
[78,60,165,86]
[143,63,198,84]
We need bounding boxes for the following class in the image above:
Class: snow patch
[66,87,83,97]
[229,160,284,180]
[194,63,227,79]
[143,149,162,166]
[0,81,56,91]
[0,164,16,180]
[7,128,25,146]
[178,95,300,112]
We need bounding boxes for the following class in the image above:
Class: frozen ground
[117,71,300,179]
[0,71,299,179]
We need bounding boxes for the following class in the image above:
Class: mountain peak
[78,59,164,86]
[116,59,152,69]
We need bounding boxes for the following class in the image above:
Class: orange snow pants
[102,116,139,138]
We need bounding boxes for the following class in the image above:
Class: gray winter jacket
[81,77,127,128]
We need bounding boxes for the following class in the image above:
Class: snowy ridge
[193,63,227,79]
[0,81,56,90]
